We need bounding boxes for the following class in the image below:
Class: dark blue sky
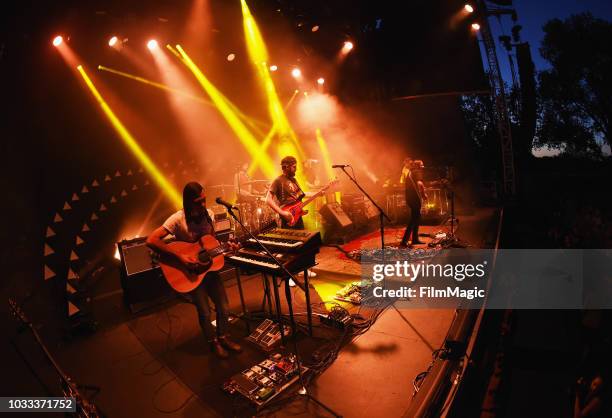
[511,0,612,70]
[487,0,612,155]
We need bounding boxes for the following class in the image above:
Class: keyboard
[244,228,321,253]
[226,248,317,276]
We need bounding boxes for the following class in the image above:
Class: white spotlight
[227,53,236,61]
[147,39,158,50]
[52,35,63,47]
[471,23,481,31]
[291,68,302,78]
[109,36,118,47]
[270,64,278,71]
[464,4,474,13]
[317,77,325,85]
[343,41,354,52]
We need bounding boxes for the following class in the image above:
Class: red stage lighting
[147,39,159,51]
[52,36,63,47]
[227,53,236,61]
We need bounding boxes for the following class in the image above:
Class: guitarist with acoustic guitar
[146,182,242,359]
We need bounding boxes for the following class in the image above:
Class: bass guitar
[282,179,339,227]
[158,220,275,293]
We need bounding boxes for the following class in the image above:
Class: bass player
[265,156,306,229]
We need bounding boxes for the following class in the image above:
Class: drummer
[234,162,258,203]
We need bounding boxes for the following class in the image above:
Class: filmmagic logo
[372,286,485,300]
[371,260,487,282]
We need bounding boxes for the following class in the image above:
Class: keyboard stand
[232,266,251,334]
[261,267,314,343]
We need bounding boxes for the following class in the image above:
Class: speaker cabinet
[117,237,174,312]
[320,202,353,228]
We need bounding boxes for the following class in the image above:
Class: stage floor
[43,207,500,418]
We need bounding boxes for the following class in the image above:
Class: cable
[151,376,195,413]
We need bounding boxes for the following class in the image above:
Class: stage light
[147,39,158,50]
[291,68,302,78]
[317,77,325,85]
[471,23,481,31]
[311,25,319,32]
[114,245,121,261]
[269,64,278,71]
[108,36,118,47]
[343,41,353,52]
[52,36,63,47]
[227,53,236,61]
[464,4,474,13]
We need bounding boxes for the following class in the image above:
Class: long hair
[183,181,203,222]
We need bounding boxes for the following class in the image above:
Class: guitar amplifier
[209,205,233,232]
[117,237,174,312]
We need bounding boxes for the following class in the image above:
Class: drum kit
[208,180,279,231]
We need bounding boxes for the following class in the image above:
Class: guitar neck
[301,187,329,208]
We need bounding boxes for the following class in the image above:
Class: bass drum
[242,197,280,231]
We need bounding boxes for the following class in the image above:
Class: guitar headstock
[8,298,31,327]
[324,178,340,191]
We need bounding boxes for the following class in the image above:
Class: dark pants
[401,198,421,245]
[189,272,230,341]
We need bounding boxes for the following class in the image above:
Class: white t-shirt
[162,209,215,243]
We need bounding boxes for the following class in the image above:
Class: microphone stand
[223,206,342,418]
[336,167,391,252]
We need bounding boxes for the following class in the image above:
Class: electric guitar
[282,179,339,226]
[158,220,276,293]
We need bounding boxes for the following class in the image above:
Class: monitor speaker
[320,203,353,228]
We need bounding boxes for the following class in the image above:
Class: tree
[535,13,612,157]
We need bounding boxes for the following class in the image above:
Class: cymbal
[242,179,271,185]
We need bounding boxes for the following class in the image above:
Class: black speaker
[118,237,174,312]
[320,203,353,228]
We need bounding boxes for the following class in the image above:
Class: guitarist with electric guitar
[266,155,339,229]
[146,181,243,359]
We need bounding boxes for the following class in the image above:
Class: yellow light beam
[241,0,305,159]
[285,89,299,111]
[247,124,276,176]
[97,64,269,137]
[247,90,297,176]
[77,65,182,208]
[316,128,341,203]
[175,45,277,179]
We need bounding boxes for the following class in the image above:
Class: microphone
[215,197,237,210]
[332,164,350,168]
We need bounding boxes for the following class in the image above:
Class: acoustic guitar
[281,179,339,227]
[158,220,275,293]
